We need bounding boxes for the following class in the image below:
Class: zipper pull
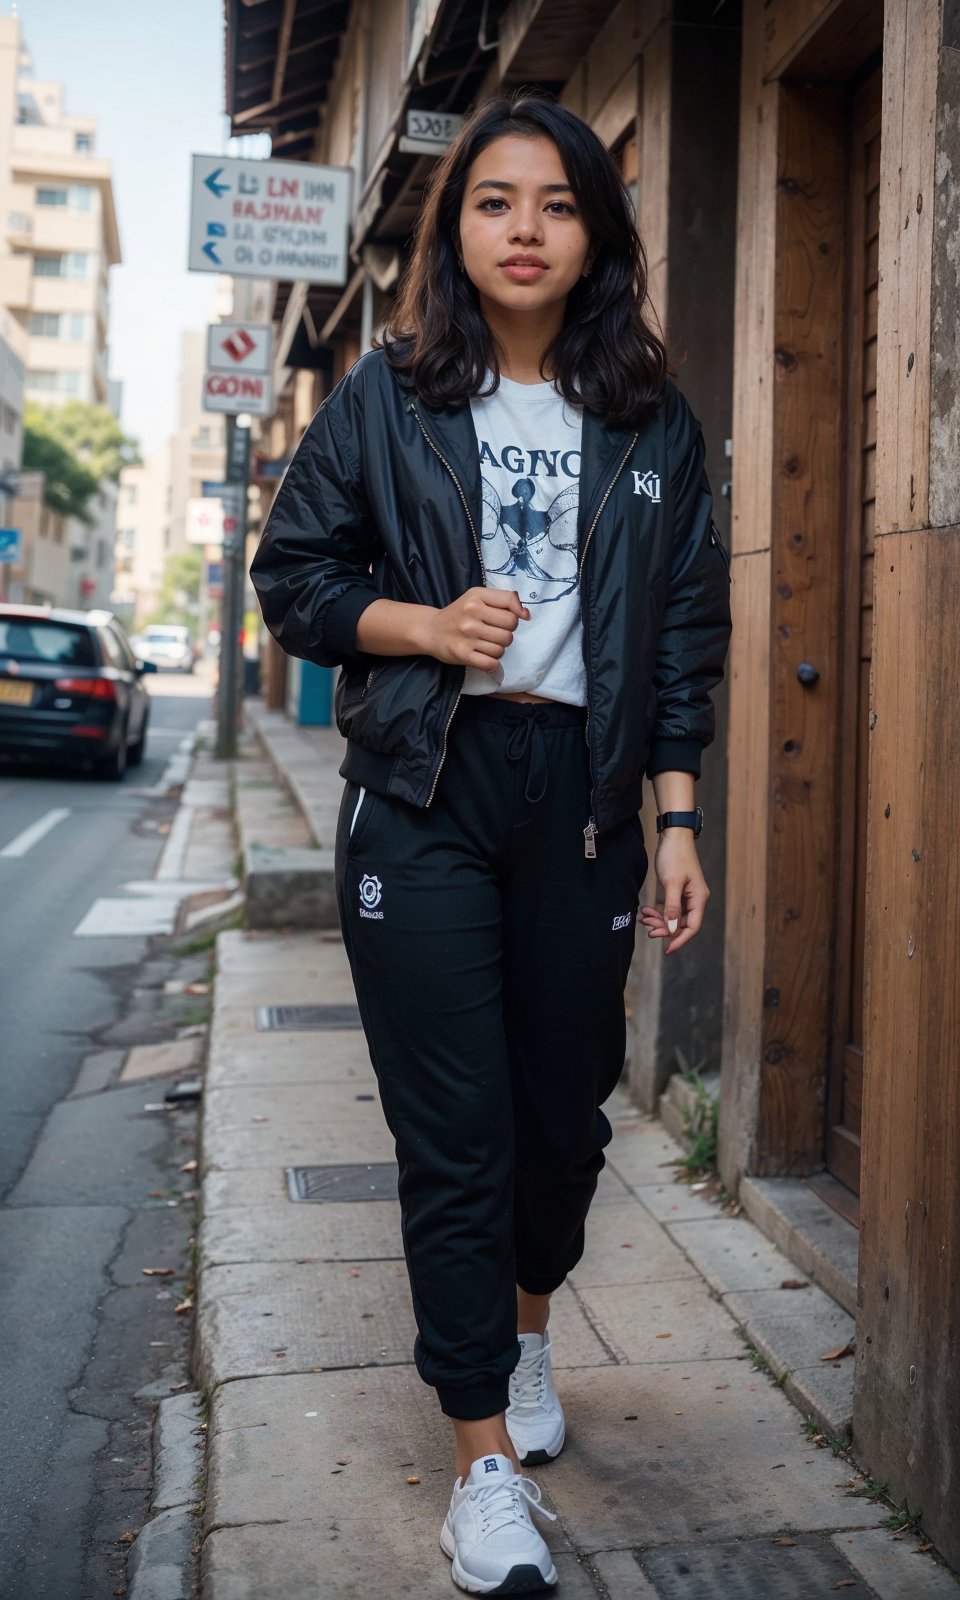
[583,817,598,859]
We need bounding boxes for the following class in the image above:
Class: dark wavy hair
[380,93,670,426]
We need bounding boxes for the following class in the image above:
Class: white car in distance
[129,624,196,675]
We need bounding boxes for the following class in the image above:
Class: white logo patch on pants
[612,911,633,931]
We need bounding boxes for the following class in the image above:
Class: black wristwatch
[656,807,703,838]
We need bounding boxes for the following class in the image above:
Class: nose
[509,203,544,245]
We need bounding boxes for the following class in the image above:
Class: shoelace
[509,1345,549,1410]
[468,1474,558,1539]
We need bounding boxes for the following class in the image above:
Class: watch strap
[656,807,703,836]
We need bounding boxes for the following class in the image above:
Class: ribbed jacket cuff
[645,737,703,780]
[322,585,381,660]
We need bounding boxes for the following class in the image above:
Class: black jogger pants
[334,693,649,1420]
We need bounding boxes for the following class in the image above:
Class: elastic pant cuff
[436,1379,511,1422]
[517,1268,569,1297]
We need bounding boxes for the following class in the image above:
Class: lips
[500,256,548,283]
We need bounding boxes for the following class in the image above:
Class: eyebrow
[469,179,575,195]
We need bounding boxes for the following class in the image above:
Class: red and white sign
[202,370,272,417]
[206,322,272,375]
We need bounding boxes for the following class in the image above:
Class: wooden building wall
[856,0,960,1567]
[719,0,959,1563]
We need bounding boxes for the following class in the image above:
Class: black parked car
[0,605,156,780]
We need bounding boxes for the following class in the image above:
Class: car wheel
[128,714,148,767]
[96,722,129,782]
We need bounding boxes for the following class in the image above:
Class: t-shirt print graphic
[479,474,580,604]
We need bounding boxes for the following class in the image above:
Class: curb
[127,1391,204,1600]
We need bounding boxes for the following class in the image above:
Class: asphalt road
[0,668,214,1597]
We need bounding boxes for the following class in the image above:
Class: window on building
[66,253,90,280]
[34,254,66,277]
[69,314,88,340]
[75,132,92,153]
[195,425,213,446]
[26,370,83,398]
[69,185,93,212]
[122,528,135,549]
[3,404,18,434]
[124,484,137,507]
[29,312,61,338]
[36,187,68,207]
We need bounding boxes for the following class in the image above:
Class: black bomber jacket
[250,349,732,839]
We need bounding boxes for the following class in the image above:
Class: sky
[19,0,267,456]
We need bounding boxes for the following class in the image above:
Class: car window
[0,619,96,666]
[98,627,126,670]
[144,627,186,641]
[108,624,138,671]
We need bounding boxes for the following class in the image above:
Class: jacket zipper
[407,401,485,806]
[579,433,639,857]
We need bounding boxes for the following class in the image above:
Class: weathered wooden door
[826,66,881,1197]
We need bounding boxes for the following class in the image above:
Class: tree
[32,399,141,483]
[22,406,100,524]
[146,551,202,628]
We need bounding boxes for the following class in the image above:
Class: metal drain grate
[641,1535,872,1599]
[286,1163,399,1202]
[255,1004,363,1031]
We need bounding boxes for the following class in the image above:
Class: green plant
[673,1046,719,1174]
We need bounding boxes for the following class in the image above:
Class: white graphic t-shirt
[463,372,586,706]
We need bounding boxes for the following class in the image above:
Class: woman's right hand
[421,588,530,672]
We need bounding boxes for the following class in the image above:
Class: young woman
[251,93,732,1597]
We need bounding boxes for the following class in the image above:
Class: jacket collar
[397,369,639,545]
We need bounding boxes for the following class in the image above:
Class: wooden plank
[729,9,778,560]
[929,34,960,525]
[856,527,960,1573]
[719,549,771,1180]
[874,0,936,534]
[759,83,847,1173]
[718,0,778,1192]
[638,22,671,336]
[762,0,883,83]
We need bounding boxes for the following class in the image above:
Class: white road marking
[0,807,70,858]
[73,897,182,937]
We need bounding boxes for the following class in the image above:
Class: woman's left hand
[638,831,710,955]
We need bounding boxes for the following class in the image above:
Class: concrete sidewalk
[195,918,957,1598]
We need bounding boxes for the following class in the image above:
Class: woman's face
[457,134,593,318]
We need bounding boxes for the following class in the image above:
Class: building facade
[224,0,960,1564]
[0,19,120,408]
[115,451,173,627]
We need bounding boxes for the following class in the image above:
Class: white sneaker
[440,1452,558,1595]
[506,1330,565,1466]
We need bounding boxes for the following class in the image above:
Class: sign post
[216,416,250,760]
[189,155,351,285]
[0,527,20,603]
[203,322,273,417]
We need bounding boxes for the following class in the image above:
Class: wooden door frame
[720,0,885,1185]
[827,62,882,1192]
[757,78,848,1172]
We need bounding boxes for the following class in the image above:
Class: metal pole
[216,414,250,759]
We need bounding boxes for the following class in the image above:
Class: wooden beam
[272,0,297,105]
[759,83,847,1173]
[875,0,936,533]
[718,0,778,1190]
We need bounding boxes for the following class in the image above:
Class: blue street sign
[0,527,21,563]
[204,167,230,198]
[206,560,224,587]
[201,480,227,497]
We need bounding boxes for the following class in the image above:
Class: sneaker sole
[440,1522,558,1595]
[511,1419,566,1468]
